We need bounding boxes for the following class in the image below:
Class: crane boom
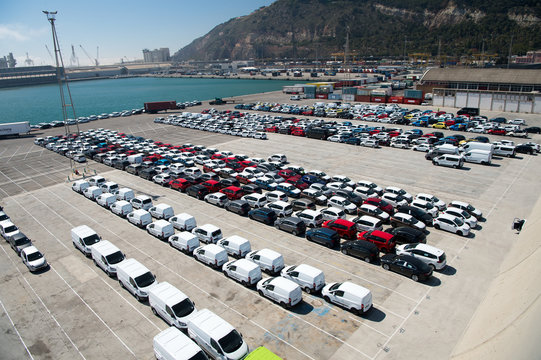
[79,45,98,66]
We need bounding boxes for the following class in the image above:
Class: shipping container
[404,89,424,99]
[404,98,423,105]
[342,87,357,95]
[305,93,315,99]
[355,95,371,103]
[316,94,328,99]
[357,89,372,96]
[342,94,355,101]
[371,96,387,103]
[328,93,342,100]
[389,96,404,103]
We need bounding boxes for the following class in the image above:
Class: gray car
[9,232,32,255]
[274,216,306,236]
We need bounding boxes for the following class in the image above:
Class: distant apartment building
[513,50,541,64]
[142,48,170,63]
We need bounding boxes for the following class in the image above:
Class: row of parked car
[0,207,48,272]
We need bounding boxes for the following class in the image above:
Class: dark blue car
[301,174,326,186]
[248,208,277,225]
[306,228,340,248]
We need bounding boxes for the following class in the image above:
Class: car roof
[22,245,39,254]
[365,230,393,240]
[405,243,444,255]
[438,213,459,221]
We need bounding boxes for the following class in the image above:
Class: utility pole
[43,10,81,176]
[507,34,514,69]
[344,26,350,80]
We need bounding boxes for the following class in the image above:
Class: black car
[241,183,262,194]
[344,137,360,145]
[385,226,426,245]
[126,164,142,175]
[396,206,433,225]
[93,153,107,163]
[248,208,277,225]
[474,136,490,143]
[186,184,209,200]
[333,189,363,207]
[380,254,433,282]
[291,198,316,211]
[200,172,220,182]
[113,159,131,170]
[8,232,32,255]
[220,178,240,188]
[225,200,251,216]
[274,216,306,236]
[83,149,97,158]
[524,126,541,134]
[515,144,535,154]
[340,240,379,263]
[139,168,157,180]
[305,227,340,248]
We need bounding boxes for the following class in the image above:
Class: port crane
[70,45,79,67]
[79,45,99,66]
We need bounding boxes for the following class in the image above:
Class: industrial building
[0,65,58,88]
[142,48,170,63]
[418,68,541,114]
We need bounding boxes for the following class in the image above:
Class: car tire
[383,264,390,270]
[258,290,264,297]
[274,223,280,229]
[305,287,312,294]
[280,302,288,309]
[292,230,298,236]
[364,256,371,263]
[223,270,228,276]
[457,230,463,236]
[151,307,158,316]
[434,223,440,230]
[429,264,435,271]
[341,248,348,255]
[323,295,331,303]
[411,274,419,282]
[119,280,124,288]
[135,294,142,302]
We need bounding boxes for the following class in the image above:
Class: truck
[143,101,178,114]
[209,98,226,105]
[0,122,31,137]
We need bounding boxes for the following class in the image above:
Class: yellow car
[431,122,447,129]
[459,139,475,145]
[404,114,415,120]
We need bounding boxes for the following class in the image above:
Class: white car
[412,143,431,152]
[320,207,347,221]
[154,165,170,174]
[204,192,229,207]
[357,204,390,223]
[395,243,447,271]
[433,214,470,236]
[330,175,355,187]
[391,213,426,231]
[20,246,48,272]
[356,180,382,195]
[410,199,439,218]
[360,138,379,148]
[321,281,372,315]
[385,186,412,202]
[381,192,408,208]
[448,200,483,219]
[327,182,353,192]
[327,196,357,214]
[352,215,383,232]
[415,193,446,210]
[253,132,267,140]
[152,173,172,186]
[444,208,478,228]
[508,118,526,125]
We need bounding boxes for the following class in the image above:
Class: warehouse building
[418,68,541,114]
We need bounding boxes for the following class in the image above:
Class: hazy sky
[0,0,275,67]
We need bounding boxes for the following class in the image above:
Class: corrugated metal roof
[420,68,541,85]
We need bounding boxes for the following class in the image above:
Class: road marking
[6,146,22,162]
[0,299,35,360]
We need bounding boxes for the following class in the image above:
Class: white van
[127,209,153,228]
[187,309,249,360]
[463,149,492,165]
[150,204,175,220]
[256,277,303,308]
[127,154,143,164]
[96,193,117,208]
[245,248,285,275]
[222,258,262,286]
[169,213,197,231]
[100,181,119,194]
[71,225,101,257]
[131,195,153,210]
[153,327,207,360]
[193,244,229,269]
[83,186,102,200]
[149,282,198,329]
[461,141,494,155]
[216,235,251,258]
[116,188,135,201]
[117,258,158,302]
[91,240,125,277]
[494,145,516,157]
[266,191,288,203]
[192,224,223,244]
[88,175,106,187]
[147,220,175,240]
[110,200,133,217]
[281,264,325,294]
[321,281,373,315]
[72,180,89,194]
[432,154,464,169]
[241,193,267,208]
[433,144,459,155]
[265,201,293,218]
[168,232,200,254]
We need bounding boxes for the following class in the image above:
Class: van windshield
[211,230,222,237]
[172,298,195,318]
[218,329,244,354]
[83,234,100,246]
[135,272,155,288]
[142,199,152,204]
[329,282,342,291]
[188,351,208,360]
[106,251,125,265]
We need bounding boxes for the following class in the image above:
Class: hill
[172,0,541,61]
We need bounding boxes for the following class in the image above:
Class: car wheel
[135,294,142,302]
[383,264,390,270]
[457,230,463,236]
[326,242,333,248]
[275,223,280,229]
[93,259,98,267]
[434,223,440,230]
[432,161,437,165]
[292,230,298,236]
[249,214,254,220]
[352,308,362,316]
[323,295,331,303]
[280,302,288,309]
[429,264,436,271]
[306,236,312,242]
[364,256,371,263]
[411,274,419,282]
[341,248,348,255]
[151,307,158,316]
[119,280,124,288]
[223,270,228,276]
[258,290,264,297]
[305,287,312,294]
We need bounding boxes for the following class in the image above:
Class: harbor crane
[45,44,54,63]
[79,45,99,66]
[70,45,79,67]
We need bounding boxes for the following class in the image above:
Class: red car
[203,164,217,173]
[125,150,137,156]
[302,109,314,116]
[369,129,381,135]
[211,153,226,160]
[363,197,394,215]
[357,230,395,253]
[169,178,191,192]
[154,141,164,146]
[220,186,244,200]
[286,178,309,190]
[488,128,506,135]
[239,160,257,169]
[201,180,222,193]
[291,128,306,136]
[266,126,279,133]
[278,169,297,180]
[388,131,401,138]
[236,173,253,184]
[322,219,357,240]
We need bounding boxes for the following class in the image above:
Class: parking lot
[1,97,540,359]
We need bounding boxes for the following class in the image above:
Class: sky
[0,0,276,67]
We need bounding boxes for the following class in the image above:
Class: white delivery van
[187,309,249,360]
[169,213,197,231]
[127,154,143,164]
[117,258,158,302]
[245,248,285,275]
[71,225,101,257]
[100,181,119,194]
[149,204,175,220]
[222,258,262,286]
[110,200,133,217]
[147,220,175,240]
[216,235,251,258]
[149,282,198,329]
[193,244,229,269]
[88,175,106,187]
[256,277,303,308]
[127,209,153,228]
[153,327,207,360]
[83,186,102,200]
[116,187,135,201]
[463,149,492,165]
[494,145,516,157]
[72,180,89,194]
[168,232,200,254]
[96,193,117,208]
[281,264,326,294]
[192,224,223,244]
[321,281,373,315]
[91,240,125,277]
[434,144,459,155]
[461,141,494,155]
[131,195,153,210]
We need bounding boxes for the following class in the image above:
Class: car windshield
[134,272,155,288]
[424,202,434,209]
[398,189,406,195]
[5,225,18,233]
[27,251,43,261]
[343,199,352,206]
[218,330,244,353]
[433,196,440,202]
[105,251,125,265]
[379,200,390,207]
[83,234,100,246]
[460,210,471,218]
[404,244,416,250]
[15,238,31,246]
[329,282,342,291]
[172,298,195,318]
[0,214,8,221]
[466,205,475,212]
[454,218,464,226]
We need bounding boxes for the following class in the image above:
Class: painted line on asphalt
[0,299,35,360]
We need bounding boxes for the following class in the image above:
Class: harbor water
[0,77,298,125]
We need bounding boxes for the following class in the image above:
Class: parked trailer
[0,122,31,137]
[144,101,178,114]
